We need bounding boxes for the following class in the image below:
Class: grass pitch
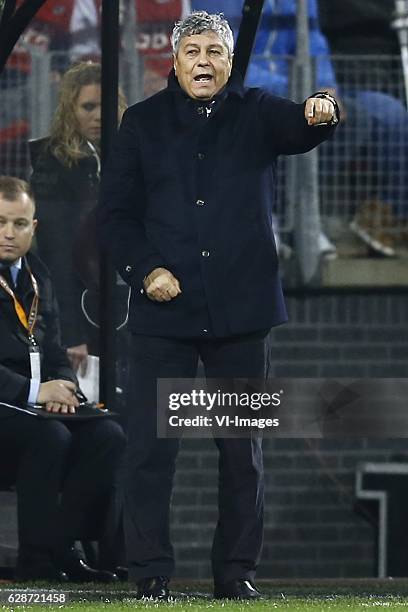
[2,579,408,610]
[2,596,408,611]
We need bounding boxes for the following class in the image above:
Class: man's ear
[32,219,38,234]
[229,53,234,76]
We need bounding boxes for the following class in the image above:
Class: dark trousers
[0,413,125,571]
[125,330,269,583]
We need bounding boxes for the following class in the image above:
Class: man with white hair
[99,10,338,600]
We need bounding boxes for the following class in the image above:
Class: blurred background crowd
[2,0,408,296]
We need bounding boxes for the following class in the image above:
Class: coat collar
[166,68,245,127]
[0,252,45,303]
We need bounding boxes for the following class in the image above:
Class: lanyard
[0,262,39,341]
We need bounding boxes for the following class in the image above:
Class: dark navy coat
[98,70,336,338]
[0,253,75,409]
[30,138,100,348]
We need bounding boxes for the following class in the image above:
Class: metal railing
[1,49,408,279]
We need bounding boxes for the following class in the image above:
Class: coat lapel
[15,262,35,311]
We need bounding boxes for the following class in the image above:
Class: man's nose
[4,223,16,239]
[197,51,210,66]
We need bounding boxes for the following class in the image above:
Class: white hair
[171,11,234,58]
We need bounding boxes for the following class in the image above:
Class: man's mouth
[194,74,213,83]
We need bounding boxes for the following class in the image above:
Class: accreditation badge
[29,345,41,381]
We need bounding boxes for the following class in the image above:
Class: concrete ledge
[322,257,408,287]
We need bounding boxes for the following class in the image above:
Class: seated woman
[30,61,127,376]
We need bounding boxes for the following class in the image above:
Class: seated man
[0,175,125,582]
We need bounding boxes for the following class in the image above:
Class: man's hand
[67,344,88,375]
[44,401,76,414]
[38,380,79,413]
[144,267,181,302]
[305,96,336,126]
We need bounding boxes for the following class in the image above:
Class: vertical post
[29,48,52,139]
[0,0,49,72]
[292,0,321,285]
[99,0,120,409]
[392,0,408,107]
[0,0,12,28]
[233,0,265,79]
[121,0,143,104]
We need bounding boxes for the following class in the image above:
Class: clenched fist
[144,267,182,302]
[305,95,337,126]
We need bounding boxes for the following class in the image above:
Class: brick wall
[171,293,408,579]
[1,294,407,579]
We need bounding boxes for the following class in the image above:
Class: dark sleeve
[97,108,167,286]
[31,159,89,348]
[42,278,77,384]
[258,91,338,156]
[0,366,30,406]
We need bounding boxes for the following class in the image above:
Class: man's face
[174,31,232,100]
[0,193,37,263]
[74,84,102,144]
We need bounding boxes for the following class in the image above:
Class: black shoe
[16,552,69,583]
[114,566,128,581]
[214,579,262,600]
[15,564,69,583]
[62,558,118,583]
[137,576,170,600]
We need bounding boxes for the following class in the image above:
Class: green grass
[2,581,408,611]
[2,597,408,611]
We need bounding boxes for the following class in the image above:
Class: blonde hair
[49,62,127,167]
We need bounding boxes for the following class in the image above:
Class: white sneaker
[319,232,337,260]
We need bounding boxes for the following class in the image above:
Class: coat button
[197,153,205,160]
[125,265,132,272]
[196,199,205,206]
[197,106,204,115]
[202,250,210,257]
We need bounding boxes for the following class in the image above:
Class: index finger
[305,99,315,119]
[166,284,179,298]
[171,278,182,294]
